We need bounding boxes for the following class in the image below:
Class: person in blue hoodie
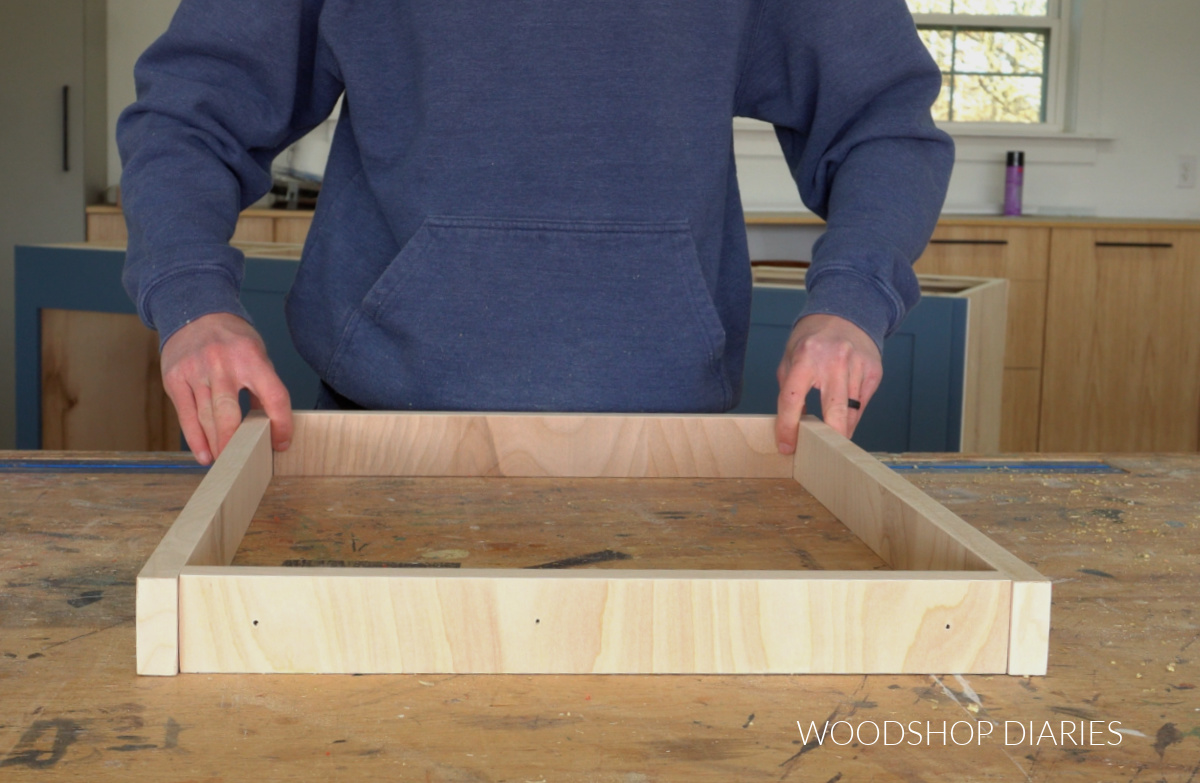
[119,0,953,466]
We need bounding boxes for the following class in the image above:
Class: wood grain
[796,418,1034,576]
[1008,579,1052,676]
[136,413,272,675]
[178,567,1011,674]
[40,308,179,451]
[84,211,127,242]
[1000,367,1042,452]
[915,227,1049,374]
[915,225,1050,282]
[275,412,794,478]
[1040,229,1200,451]
[234,476,891,572]
[915,226,1052,454]
[1004,279,1048,369]
[744,210,1200,231]
[273,215,312,244]
[230,216,276,243]
[9,450,1200,779]
[143,413,1049,676]
[794,417,1051,674]
[958,278,1007,453]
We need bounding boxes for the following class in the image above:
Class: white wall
[737,0,1200,221]
[107,0,178,187]
[106,0,1200,220]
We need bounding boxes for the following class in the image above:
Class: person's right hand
[160,312,293,465]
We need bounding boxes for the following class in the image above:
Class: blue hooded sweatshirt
[119,0,953,413]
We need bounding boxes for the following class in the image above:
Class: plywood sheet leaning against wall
[136,411,1050,676]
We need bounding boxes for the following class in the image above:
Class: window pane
[948,0,1048,15]
[907,0,953,13]
[919,28,955,71]
[954,29,1046,75]
[952,74,1044,122]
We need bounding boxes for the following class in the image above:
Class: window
[907,0,1066,127]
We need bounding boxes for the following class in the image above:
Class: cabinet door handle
[62,85,70,172]
[750,260,810,269]
[1095,241,1174,249]
[928,239,1009,246]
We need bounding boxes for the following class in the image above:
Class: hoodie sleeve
[735,0,954,352]
[117,0,343,346]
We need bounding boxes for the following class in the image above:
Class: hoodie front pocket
[327,216,729,412]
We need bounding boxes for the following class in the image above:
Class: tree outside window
[907,0,1063,125]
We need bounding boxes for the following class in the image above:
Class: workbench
[2,450,1197,781]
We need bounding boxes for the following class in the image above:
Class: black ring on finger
[847,398,862,410]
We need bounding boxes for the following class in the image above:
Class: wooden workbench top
[2,451,1198,781]
[87,203,1200,232]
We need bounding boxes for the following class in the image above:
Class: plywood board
[137,412,1051,676]
[178,567,1011,674]
[275,412,793,479]
[135,414,272,675]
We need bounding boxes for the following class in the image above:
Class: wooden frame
[136,411,1050,676]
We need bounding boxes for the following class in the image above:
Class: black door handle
[62,85,69,172]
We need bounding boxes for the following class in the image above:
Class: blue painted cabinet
[15,245,318,450]
[16,246,971,453]
[733,286,967,452]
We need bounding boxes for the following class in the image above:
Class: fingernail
[197,451,212,465]
[779,443,795,455]
[278,440,291,451]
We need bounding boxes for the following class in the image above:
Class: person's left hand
[774,313,883,453]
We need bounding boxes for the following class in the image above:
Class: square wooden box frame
[136,411,1051,676]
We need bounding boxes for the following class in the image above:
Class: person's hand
[160,312,293,465]
[775,313,883,453]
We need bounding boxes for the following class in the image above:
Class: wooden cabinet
[914,225,1051,452]
[1040,229,1200,452]
[86,206,314,246]
[35,214,1200,453]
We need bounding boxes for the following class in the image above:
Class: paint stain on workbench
[66,590,103,608]
[281,559,460,568]
[0,718,81,769]
[528,550,632,569]
[648,736,756,762]
[1090,508,1125,523]
[1153,723,1183,759]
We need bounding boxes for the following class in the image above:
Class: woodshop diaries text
[796,720,1124,747]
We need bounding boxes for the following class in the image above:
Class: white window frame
[910,0,1071,134]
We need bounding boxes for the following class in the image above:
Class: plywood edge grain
[1008,579,1052,676]
[274,412,792,478]
[135,574,179,676]
[180,565,1015,581]
[134,413,272,675]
